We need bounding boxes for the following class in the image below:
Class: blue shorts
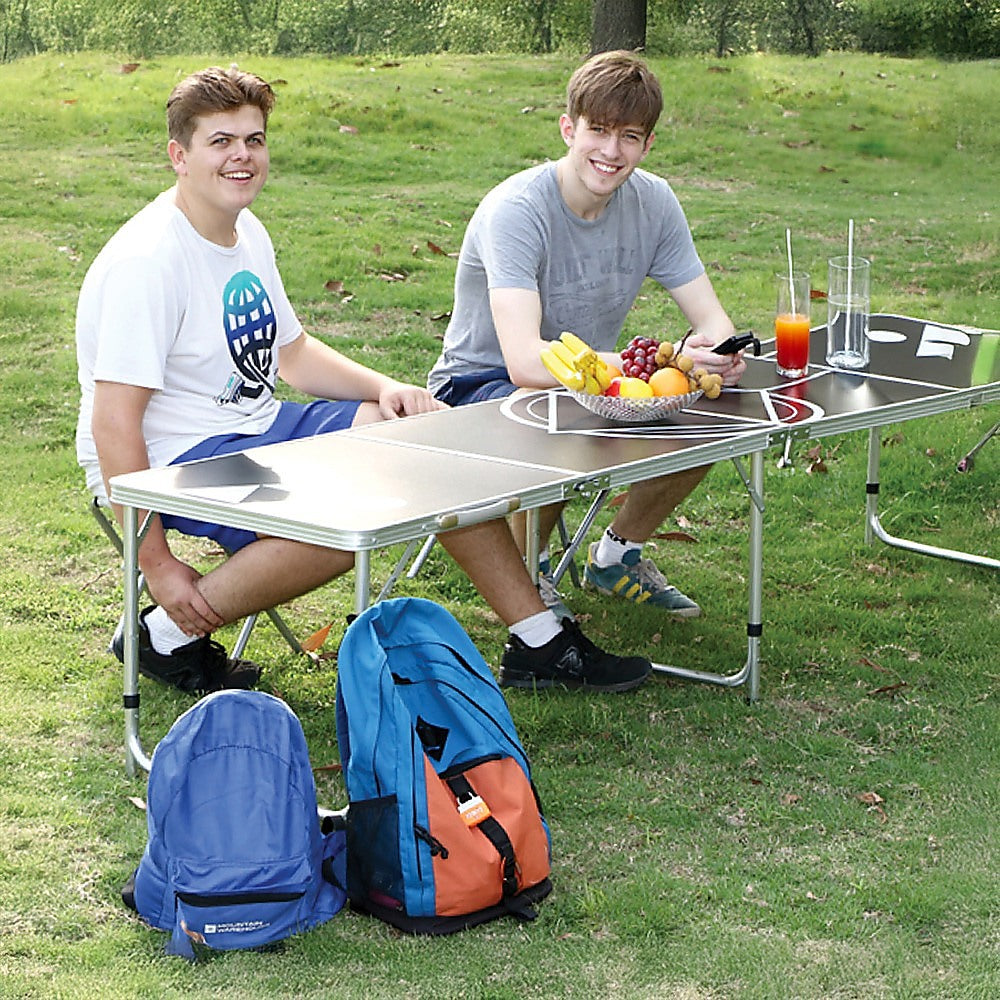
[160,398,362,552]
[433,367,517,406]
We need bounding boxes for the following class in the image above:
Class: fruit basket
[565,387,702,423]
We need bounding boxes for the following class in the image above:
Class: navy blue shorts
[161,398,362,552]
[433,367,517,406]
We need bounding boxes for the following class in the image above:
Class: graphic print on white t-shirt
[221,269,277,400]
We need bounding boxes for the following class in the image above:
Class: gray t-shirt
[427,161,705,395]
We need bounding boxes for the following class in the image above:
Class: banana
[558,330,592,358]
[548,339,581,370]
[540,347,586,390]
[542,331,609,394]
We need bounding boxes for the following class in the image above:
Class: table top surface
[110,314,999,550]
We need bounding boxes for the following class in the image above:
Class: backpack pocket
[344,794,406,911]
[169,856,315,953]
[426,756,551,917]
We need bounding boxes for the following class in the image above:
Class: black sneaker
[498,619,651,693]
[111,606,261,695]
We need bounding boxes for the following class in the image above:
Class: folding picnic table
[111,314,999,773]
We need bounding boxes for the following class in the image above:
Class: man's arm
[491,287,627,389]
[669,273,746,386]
[92,380,224,637]
[278,332,445,417]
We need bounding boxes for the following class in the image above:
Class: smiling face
[168,105,269,245]
[557,114,653,219]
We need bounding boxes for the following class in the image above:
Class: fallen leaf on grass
[300,623,333,653]
[339,124,359,134]
[809,288,827,300]
[858,655,890,673]
[868,681,909,697]
[651,530,698,544]
[119,63,140,74]
[781,793,802,806]
[312,762,343,774]
[128,796,146,811]
[426,241,457,257]
[857,791,888,822]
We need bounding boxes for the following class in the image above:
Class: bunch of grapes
[619,336,661,382]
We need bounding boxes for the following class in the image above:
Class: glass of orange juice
[774,272,811,378]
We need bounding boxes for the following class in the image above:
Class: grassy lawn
[0,50,997,999]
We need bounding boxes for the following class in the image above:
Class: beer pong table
[111,315,999,772]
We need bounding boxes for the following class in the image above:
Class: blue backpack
[335,597,552,934]
[122,690,347,958]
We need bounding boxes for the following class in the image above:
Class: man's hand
[143,553,225,639]
[677,330,747,387]
[377,380,449,419]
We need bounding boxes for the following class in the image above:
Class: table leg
[524,507,540,580]
[122,503,151,775]
[354,549,371,616]
[650,449,764,701]
[865,427,999,570]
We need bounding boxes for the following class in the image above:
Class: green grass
[0,50,998,999]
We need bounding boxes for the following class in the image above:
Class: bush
[850,0,1000,58]
[2,0,997,61]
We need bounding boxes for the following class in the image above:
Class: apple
[618,376,654,399]
[604,377,623,397]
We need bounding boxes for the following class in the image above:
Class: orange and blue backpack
[335,597,552,934]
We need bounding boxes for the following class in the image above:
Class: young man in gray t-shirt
[428,50,747,619]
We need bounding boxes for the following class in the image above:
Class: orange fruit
[604,362,622,380]
[649,366,692,397]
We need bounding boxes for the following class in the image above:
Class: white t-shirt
[76,190,302,496]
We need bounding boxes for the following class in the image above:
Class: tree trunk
[590,0,647,55]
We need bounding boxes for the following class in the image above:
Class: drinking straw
[845,218,855,332]
[785,228,796,315]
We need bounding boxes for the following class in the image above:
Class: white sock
[509,610,562,648]
[594,528,642,568]
[144,606,196,654]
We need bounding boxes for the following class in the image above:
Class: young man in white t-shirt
[77,66,651,695]
[428,51,748,621]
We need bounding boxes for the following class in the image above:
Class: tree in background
[591,0,647,53]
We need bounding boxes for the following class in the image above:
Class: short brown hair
[166,66,276,148]
[566,50,663,136]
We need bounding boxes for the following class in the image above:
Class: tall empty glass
[775,271,811,378]
[826,256,870,369]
